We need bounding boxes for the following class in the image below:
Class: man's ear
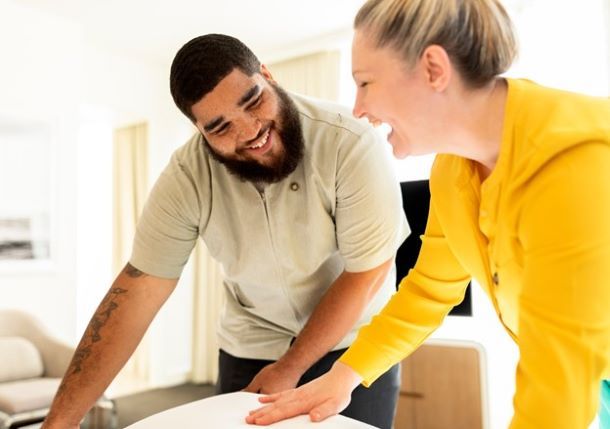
[420,45,452,92]
[260,64,276,84]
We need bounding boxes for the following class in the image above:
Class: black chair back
[397,180,472,316]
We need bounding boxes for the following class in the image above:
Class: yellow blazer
[341,79,610,428]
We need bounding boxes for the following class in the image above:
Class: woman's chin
[390,144,411,159]
[388,134,410,159]
[392,150,409,160]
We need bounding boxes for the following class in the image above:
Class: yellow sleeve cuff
[339,337,400,387]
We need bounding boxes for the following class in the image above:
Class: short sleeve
[335,128,409,272]
[129,154,201,279]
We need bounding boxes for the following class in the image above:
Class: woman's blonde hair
[354,0,517,87]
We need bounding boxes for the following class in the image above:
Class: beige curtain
[110,122,150,393]
[190,242,224,383]
[189,50,342,384]
[268,50,341,101]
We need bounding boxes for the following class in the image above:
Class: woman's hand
[245,361,362,426]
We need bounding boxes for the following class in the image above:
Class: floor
[10,383,216,429]
[114,382,216,428]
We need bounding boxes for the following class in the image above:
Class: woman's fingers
[246,396,307,425]
[310,398,341,422]
[246,363,359,425]
[247,391,342,425]
[248,405,269,416]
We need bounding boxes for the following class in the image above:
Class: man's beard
[203,84,304,183]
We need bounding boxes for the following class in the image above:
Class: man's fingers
[258,389,292,403]
[242,381,259,393]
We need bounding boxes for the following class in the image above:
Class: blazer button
[290,182,299,191]
[492,272,499,285]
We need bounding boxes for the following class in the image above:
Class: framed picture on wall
[0,117,54,271]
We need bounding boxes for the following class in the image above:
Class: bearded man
[42,34,408,429]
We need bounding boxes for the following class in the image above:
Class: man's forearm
[43,265,177,428]
[44,286,130,427]
[278,258,393,377]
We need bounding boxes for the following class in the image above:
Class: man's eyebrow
[203,116,225,133]
[202,85,261,132]
[238,84,261,107]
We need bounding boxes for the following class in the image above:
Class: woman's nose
[352,96,365,119]
[353,101,381,127]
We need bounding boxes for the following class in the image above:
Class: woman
[246,0,610,427]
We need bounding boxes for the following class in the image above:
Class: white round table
[125,391,378,429]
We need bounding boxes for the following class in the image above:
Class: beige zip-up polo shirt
[130,93,409,360]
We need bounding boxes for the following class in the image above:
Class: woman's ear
[420,45,452,92]
[260,64,276,84]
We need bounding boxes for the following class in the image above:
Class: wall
[507,0,609,95]
[0,0,195,389]
[0,0,82,342]
[76,40,195,390]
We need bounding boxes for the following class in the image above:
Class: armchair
[0,309,116,429]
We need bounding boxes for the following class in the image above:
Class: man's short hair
[170,34,262,121]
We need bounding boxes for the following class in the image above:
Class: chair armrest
[37,337,75,378]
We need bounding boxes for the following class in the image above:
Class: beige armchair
[0,309,116,429]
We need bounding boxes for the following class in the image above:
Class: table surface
[125,391,378,429]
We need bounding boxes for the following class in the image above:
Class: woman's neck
[447,77,507,176]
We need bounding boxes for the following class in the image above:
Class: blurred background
[0,1,608,427]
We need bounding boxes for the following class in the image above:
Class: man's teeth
[249,130,269,149]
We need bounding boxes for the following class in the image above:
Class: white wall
[0,0,194,388]
[507,0,609,95]
[76,41,195,390]
[0,0,82,343]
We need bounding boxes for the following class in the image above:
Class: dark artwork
[0,218,35,260]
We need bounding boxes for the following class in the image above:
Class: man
[42,34,408,429]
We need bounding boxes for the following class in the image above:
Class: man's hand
[243,361,303,394]
[243,259,393,396]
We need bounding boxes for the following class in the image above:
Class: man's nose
[238,114,262,142]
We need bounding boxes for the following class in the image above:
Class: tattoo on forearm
[58,286,128,395]
[55,265,145,397]
[125,263,147,278]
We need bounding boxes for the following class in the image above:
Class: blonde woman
[246,0,610,427]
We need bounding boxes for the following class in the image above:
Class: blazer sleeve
[340,197,471,385]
